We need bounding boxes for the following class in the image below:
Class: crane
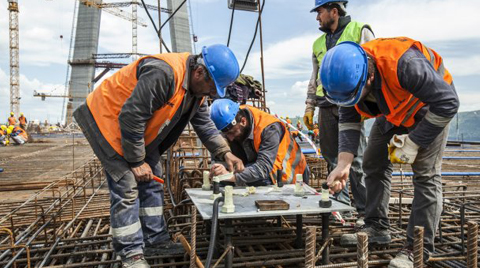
[8,0,20,117]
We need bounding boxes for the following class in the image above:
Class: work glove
[388,134,420,164]
[303,110,315,130]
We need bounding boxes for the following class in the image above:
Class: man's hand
[303,110,314,130]
[388,134,420,164]
[210,163,229,177]
[131,162,153,182]
[327,152,354,194]
[327,166,349,194]
[224,152,244,172]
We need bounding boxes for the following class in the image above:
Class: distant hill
[449,110,480,141]
[289,110,480,142]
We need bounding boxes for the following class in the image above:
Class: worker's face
[224,117,247,143]
[316,7,336,32]
[358,72,375,102]
[190,66,217,98]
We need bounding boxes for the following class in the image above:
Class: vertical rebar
[467,221,478,268]
[190,206,197,268]
[413,226,424,268]
[357,232,368,268]
[305,226,316,268]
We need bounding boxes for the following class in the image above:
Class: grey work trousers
[319,106,367,214]
[363,118,448,253]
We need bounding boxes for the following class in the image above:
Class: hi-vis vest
[87,52,195,156]
[244,105,307,184]
[8,117,16,126]
[313,21,367,97]
[358,37,453,128]
[19,116,26,125]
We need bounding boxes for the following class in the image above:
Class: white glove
[388,134,420,164]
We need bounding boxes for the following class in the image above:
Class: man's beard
[319,17,335,32]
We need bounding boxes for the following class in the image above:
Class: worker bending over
[10,126,28,145]
[74,44,244,268]
[303,0,372,226]
[321,37,458,267]
[210,99,309,186]
[8,112,16,126]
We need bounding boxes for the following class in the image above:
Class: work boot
[340,226,391,246]
[388,247,413,268]
[122,254,150,268]
[144,240,185,256]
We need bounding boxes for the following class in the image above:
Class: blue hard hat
[320,41,368,107]
[310,0,348,13]
[210,99,240,131]
[202,44,240,98]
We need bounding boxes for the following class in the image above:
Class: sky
[1,0,480,124]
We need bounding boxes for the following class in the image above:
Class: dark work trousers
[363,118,448,253]
[106,161,170,260]
[318,106,367,214]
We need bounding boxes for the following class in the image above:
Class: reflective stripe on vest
[86,53,191,156]
[313,21,367,97]
[358,37,453,127]
[244,105,307,184]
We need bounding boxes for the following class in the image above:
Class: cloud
[0,67,65,124]
[350,0,480,42]
[242,34,317,79]
[444,55,480,77]
[290,80,309,98]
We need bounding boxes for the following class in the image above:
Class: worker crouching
[10,126,28,145]
[210,99,309,186]
[320,37,459,268]
[73,44,244,268]
[0,125,8,146]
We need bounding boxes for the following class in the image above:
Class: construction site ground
[0,134,479,267]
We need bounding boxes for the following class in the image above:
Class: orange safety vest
[244,105,307,184]
[8,117,16,126]
[19,116,26,125]
[87,52,195,156]
[358,37,453,127]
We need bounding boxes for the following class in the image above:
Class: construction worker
[296,121,303,132]
[303,0,373,226]
[285,117,292,131]
[321,38,458,267]
[18,113,27,130]
[209,99,309,186]
[10,126,28,145]
[0,125,7,146]
[8,112,16,126]
[73,44,245,268]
